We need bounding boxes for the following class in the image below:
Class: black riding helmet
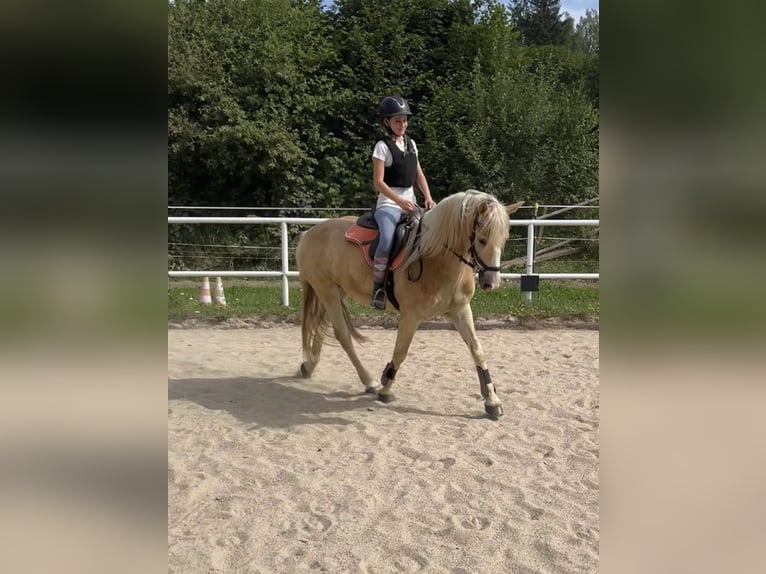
[378,96,412,118]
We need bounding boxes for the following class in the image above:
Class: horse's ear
[505,201,524,215]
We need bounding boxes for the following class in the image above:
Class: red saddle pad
[344,224,407,271]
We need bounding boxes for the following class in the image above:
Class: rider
[370,95,435,309]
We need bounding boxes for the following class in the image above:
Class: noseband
[454,218,501,273]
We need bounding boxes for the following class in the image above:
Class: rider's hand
[399,199,415,212]
[424,198,436,210]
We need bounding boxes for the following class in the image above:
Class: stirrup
[370,288,386,310]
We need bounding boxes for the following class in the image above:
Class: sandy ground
[168,326,599,573]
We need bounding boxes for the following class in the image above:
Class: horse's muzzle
[479,272,499,291]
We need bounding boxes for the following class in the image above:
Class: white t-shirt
[372,138,419,209]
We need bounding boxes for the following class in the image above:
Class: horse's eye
[478,238,487,247]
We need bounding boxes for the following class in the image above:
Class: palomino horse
[296,190,523,419]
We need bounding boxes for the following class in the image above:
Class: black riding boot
[370,281,386,310]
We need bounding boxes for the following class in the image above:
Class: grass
[533,259,599,274]
[168,279,599,324]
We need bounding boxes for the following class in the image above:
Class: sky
[560,1,599,24]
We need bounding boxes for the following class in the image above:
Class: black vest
[382,136,417,188]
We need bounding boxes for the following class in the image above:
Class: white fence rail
[168,216,599,305]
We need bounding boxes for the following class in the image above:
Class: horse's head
[408,191,523,290]
[467,194,524,290]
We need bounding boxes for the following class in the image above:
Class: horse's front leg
[378,314,421,403]
[447,305,504,420]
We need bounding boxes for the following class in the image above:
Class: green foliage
[167,0,599,268]
[509,0,575,47]
[420,15,597,205]
[168,0,342,209]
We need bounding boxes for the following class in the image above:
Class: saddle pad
[344,224,407,271]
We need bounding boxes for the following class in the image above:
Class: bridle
[453,218,501,273]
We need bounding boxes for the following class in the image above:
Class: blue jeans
[372,205,403,283]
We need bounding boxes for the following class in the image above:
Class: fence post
[280,222,289,306]
[524,221,535,302]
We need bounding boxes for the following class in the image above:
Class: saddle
[343,211,412,271]
[344,210,419,311]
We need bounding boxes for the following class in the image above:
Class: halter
[453,218,501,273]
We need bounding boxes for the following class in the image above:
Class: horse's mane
[405,190,509,266]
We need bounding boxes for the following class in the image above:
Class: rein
[407,207,425,282]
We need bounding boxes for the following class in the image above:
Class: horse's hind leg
[447,305,504,420]
[300,334,324,378]
[323,289,377,392]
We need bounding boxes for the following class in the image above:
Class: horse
[295,190,523,419]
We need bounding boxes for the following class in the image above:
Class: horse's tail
[300,278,328,366]
[341,296,369,345]
[301,279,368,352]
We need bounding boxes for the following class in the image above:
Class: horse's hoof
[364,384,381,394]
[377,392,396,403]
[485,404,504,420]
[300,362,312,378]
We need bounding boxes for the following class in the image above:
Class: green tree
[510,0,574,47]
[168,0,342,211]
[168,0,598,229]
[326,0,481,205]
[420,3,597,206]
[573,9,599,54]
[168,0,343,269]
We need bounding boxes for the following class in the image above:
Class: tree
[510,0,574,47]
[420,3,597,206]
[168,0,343,269]
[325,0,483,201]
[573,9,599,54]
[168,0,598,217]
[168,0,341,210]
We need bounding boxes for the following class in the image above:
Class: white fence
[167,216,599,305]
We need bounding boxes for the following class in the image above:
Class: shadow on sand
[168,375,479,430]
